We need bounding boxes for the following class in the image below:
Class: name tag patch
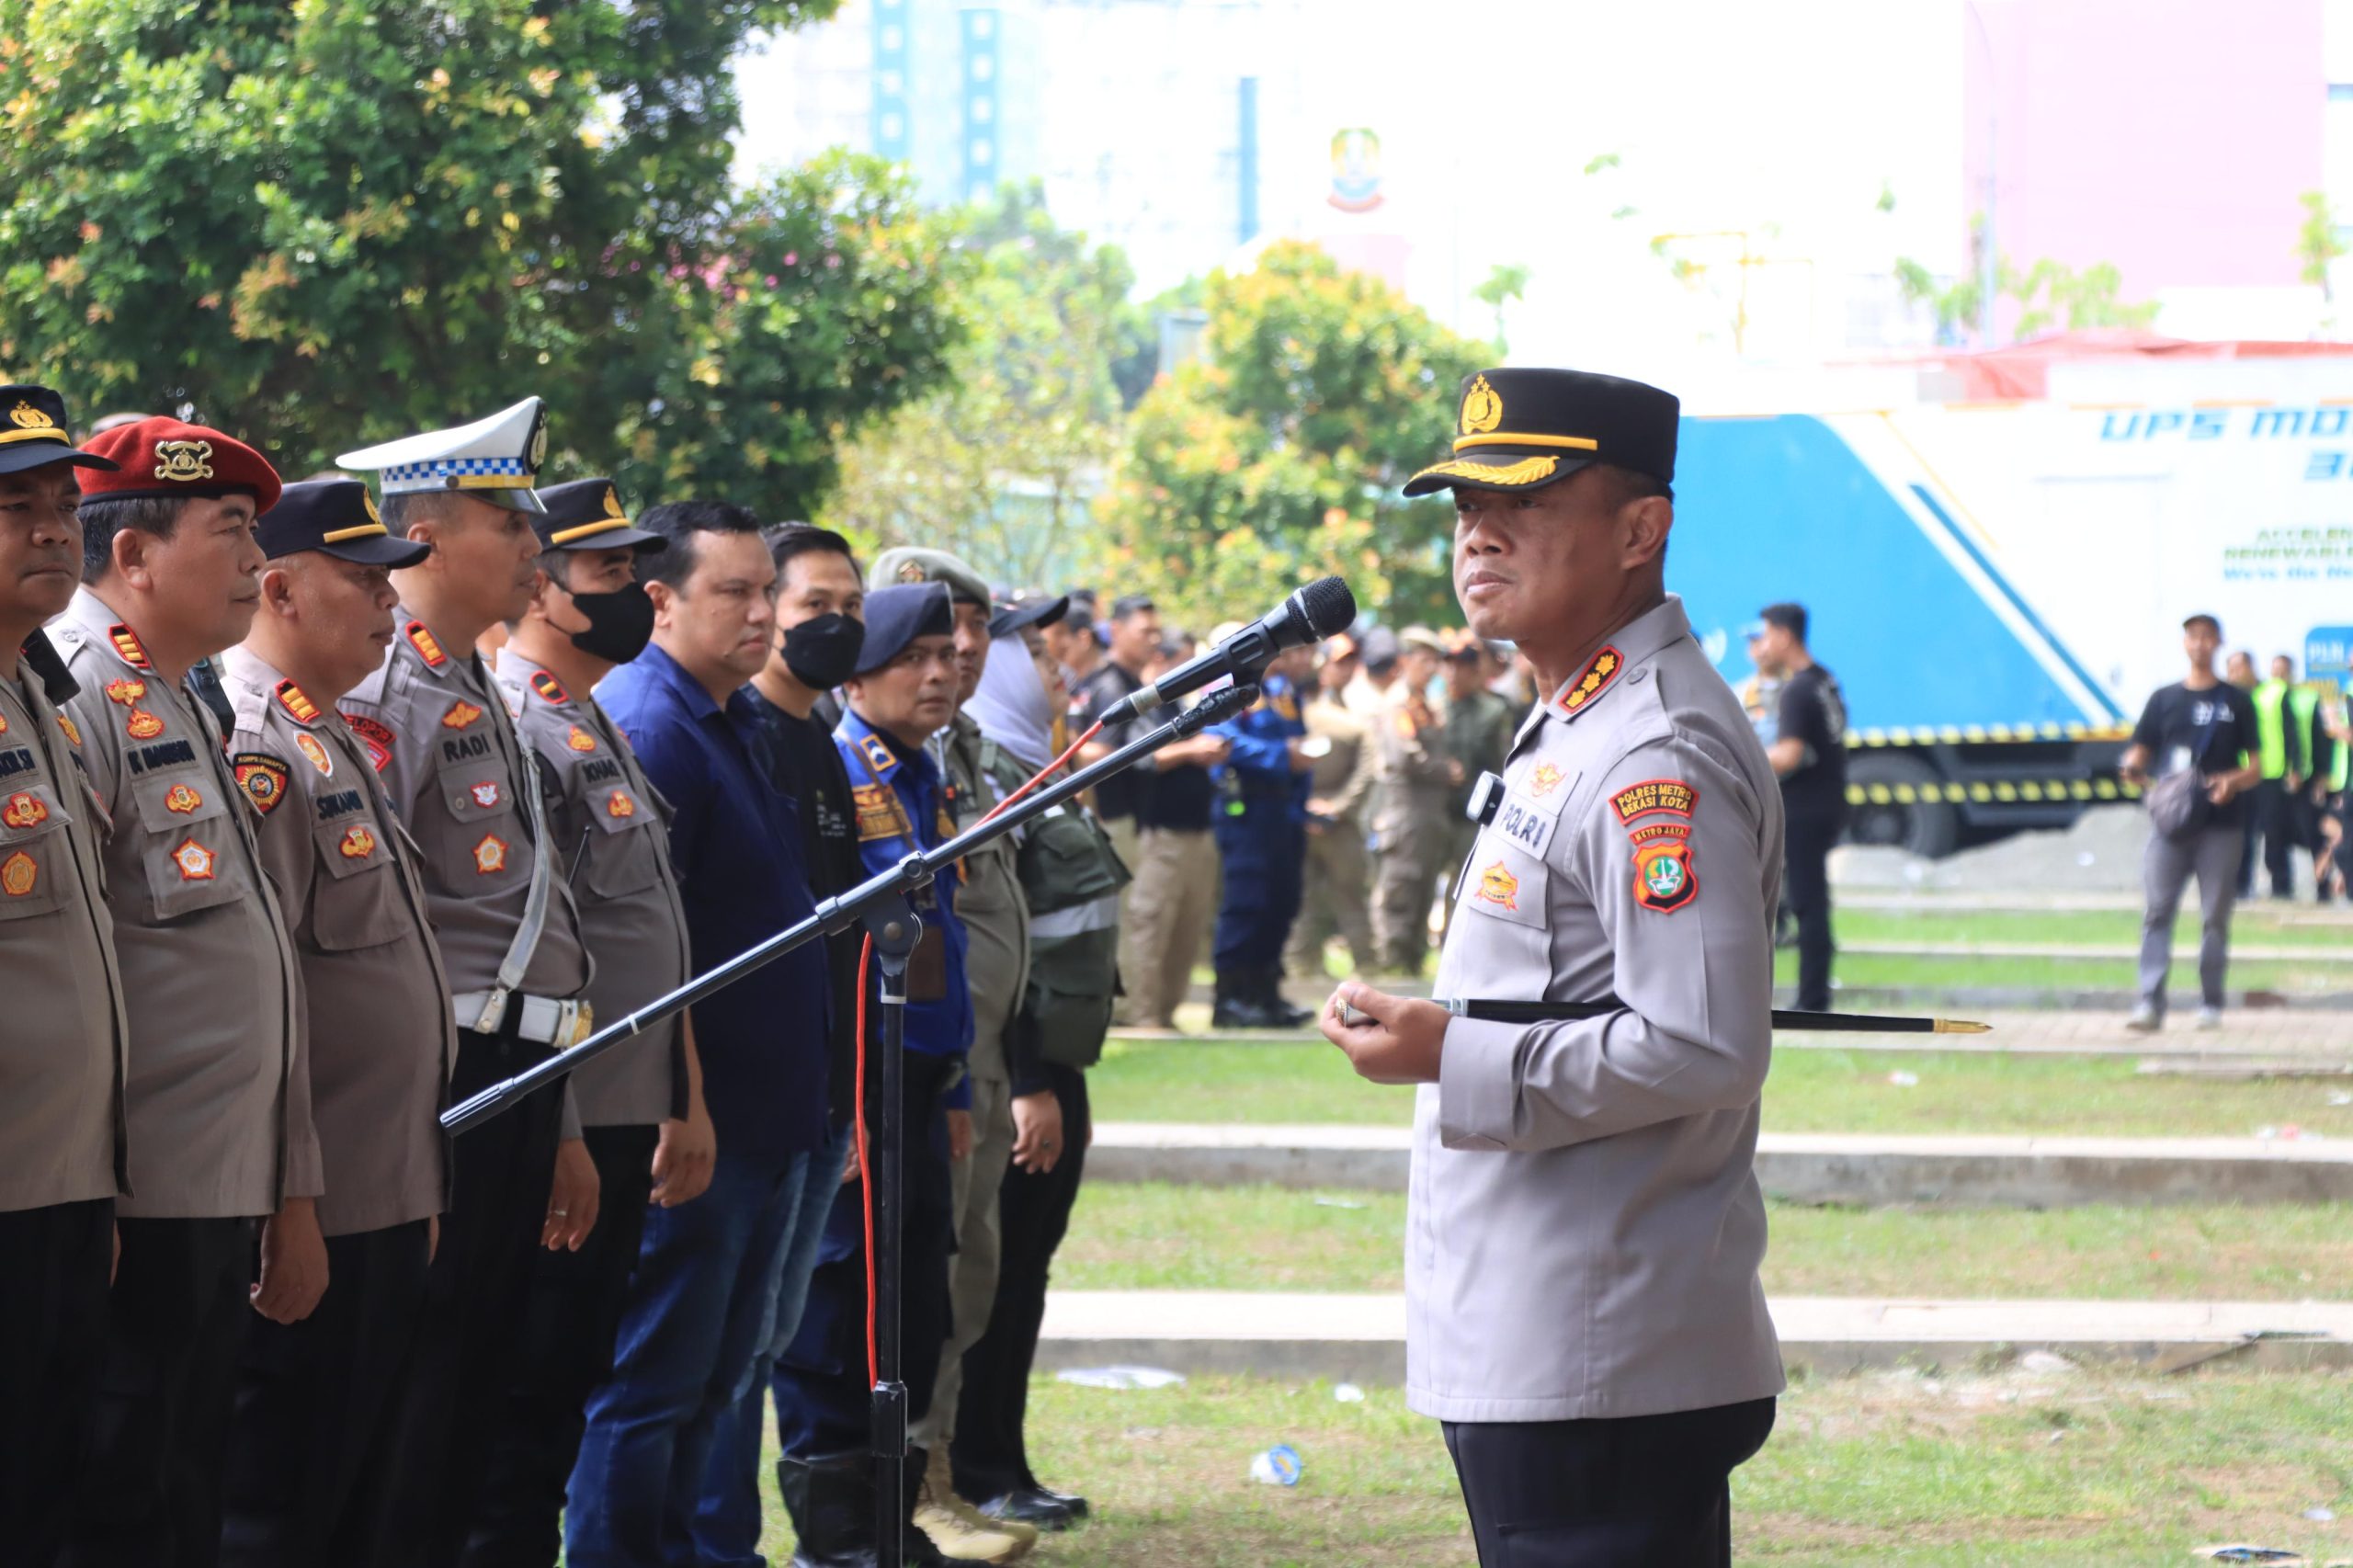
[1492,795,1556,858]
[1610,778,1696,824]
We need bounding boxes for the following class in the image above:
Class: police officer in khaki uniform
[333,400,600,1567]
[0,386,129,1563]
[212,480,458,1566]
[49,416,316,1565]
[1368,627,1461,975]
[475,476,712,1563]
[1324,369,1783,1567]
[1287,633,1379,979]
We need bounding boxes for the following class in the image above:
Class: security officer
[0,386,128,1564]
[474,476,710,1563]
[1209,643,1316,1028]
[1286,633,1379,980]
[1368,629,1461,976]
[2250,656,2299,899]
[50,416,315,1564]
[1323,369,1784,1566]
[334,400,600,1568]
[214,481,458,1566]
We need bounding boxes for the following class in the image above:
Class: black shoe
[1257,966,1314,1028]
[778,1451,950,1566]
[1211,972,1277,1029]
[977,1484,1088,1532]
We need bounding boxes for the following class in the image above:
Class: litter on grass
[2194,1548,2308,1564]
[1056,1366,1187,1391]
[1313,1198,1367,1210]
[1250,1443,1303,1486]
[1888,1071,1920,1087]
[1334,1383,1366,1403]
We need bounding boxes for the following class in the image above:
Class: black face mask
[565,581,655,665]
[782,612,865,691]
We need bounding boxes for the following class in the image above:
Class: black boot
[1211,971,1273,1029]
[777,1451,951,1567]
[1257,965,1314,1028]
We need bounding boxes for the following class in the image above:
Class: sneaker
[915,1449,1036,1563]
[2124,1004,2163,1033]
[2197,1006,2223,1030]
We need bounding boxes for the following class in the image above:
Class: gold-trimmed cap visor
[1400,367,1678,498]
[0,385,119,477]
[533,477,665,553]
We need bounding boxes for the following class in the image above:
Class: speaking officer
[49,417,315,1564]
[472,478,712,1564]
[213,481,456,1566]
[1322,369,1784,1567]
[1209,644,1316,1028]
[334,400,601,1568]
[0,387,128,1564]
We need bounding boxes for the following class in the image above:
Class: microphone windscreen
[1297,575,1357,638]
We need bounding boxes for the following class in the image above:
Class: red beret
[77,417,283,516]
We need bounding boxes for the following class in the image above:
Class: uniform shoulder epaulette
[529,669,569,706]
[107,622,153,671]
[1555,645,1623,719]
[858,731,896,778]
[404,619,450,672]
[274,677,322,727]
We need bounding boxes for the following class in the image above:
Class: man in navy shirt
[564,501,834,1567]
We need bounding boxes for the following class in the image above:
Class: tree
[820,186,1132,586]
[1472,264,1529,353]
[1895,217,2156,344]
[0,0,966,516]
[2298,190,2346,304]
[1089,241,1490,632]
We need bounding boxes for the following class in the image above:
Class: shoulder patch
[858,732,897,777]
[341,712,396,773]
[1610,778,1697,824]
[530,669,569,705]
[233,753,292,816]
[1631,838,1698,914]
[851,780,908,842]
[404,619,449,669]
[1555,645,1623,718]
[274,678,321,726]
[108,623,152,670]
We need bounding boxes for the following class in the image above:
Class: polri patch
[1491,794,1557,859]
[1631,839,1697,914]
[1610,778,1696,824]
[342,713,396,773]
[233,754,291,816]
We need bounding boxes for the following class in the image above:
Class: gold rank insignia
[103,676,147,707]
[442,699,483,731]
[1557,645,1622,716]
[108,623,152,670]
[1528,762,1566,798]
[295,733,334,777]
[153,439,215,483]
[233,755,290,815]
[338,825,376,860]
[275,679,321,725]
[172,838,217,881]
[896,560,927,584]
[56,713,80,747]
[2,791,48,829]
[606,790,635,819]
[472,834,509,874]
[1461,372,1504,436]
[531,670,569,705]
[125,710,165,740]
[1475,860,1519,911]
[405,620,449,668]
[1,850,35,898]
[859,733,896,777]
[163,783,201,814]
[566,725,597,753]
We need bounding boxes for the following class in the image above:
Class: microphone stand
[441,677,1266,1568]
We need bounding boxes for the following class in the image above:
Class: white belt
[454,990,593,1047]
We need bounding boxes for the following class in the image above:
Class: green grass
[1833,906,2353,950]
[1053,1183,2353,1301]
[1089,1040,2353,1138]
[1779,949,2346,994]
[748,1369,2353,1565]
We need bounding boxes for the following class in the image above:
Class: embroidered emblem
[338,825,377,860]
[1632,840,1698,914]
[601,487,628,519]
[472,834,509,874]
[153,439,214,483]
[103,676,147,707]
[163,783,201,814]
[530,670,569,705]
[606,790,635,819]
[858,732,896,777]
[895,559,927,584]
[342,713,396,773]
[295,733,334,777]
[0,850,34,897]
[1475,860,1519,911]
[441,700,483,731]
[55,713,80,747]
[0,710,7,734]
[1528,762,1566,798]
[527,411,549,471]
[1461,372,1504,436]
[1610,778,1697,824]
[1558,646,1622,715]
[469,780,502,809]
[566,725,597,753]
[851,781,906,842]
[363,490,383,526]
[2,791,48,829]
[274,679,321,725]
[125,710,165,740]
[233,754,290,815]
[8,399,57,432]
[405,620,449,668]
[171,838,218,881]
[108,623,151,669]
[1412,455,1559,490]
[1627,820,1690,848]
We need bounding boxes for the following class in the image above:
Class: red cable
[976,719,1101,825]
[856,933,877,1388]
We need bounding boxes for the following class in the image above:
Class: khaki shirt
[492,647,688,1127]
[0,632,130,1211]
[1412,595,1786,1422]
[222,646,455,1236]
[51,588,315,1220]
[1302,692,1375,824]
[1370,684,1455,837]
[943,711,1029,1081]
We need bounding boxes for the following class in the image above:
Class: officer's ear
[257,561,301,620]
[1620,494,1672,573]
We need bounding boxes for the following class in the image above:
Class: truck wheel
[1843,753,1961,858]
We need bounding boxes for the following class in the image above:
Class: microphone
[1101,576,1357,725]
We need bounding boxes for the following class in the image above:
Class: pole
[863,898,918,1567]
[1436,997,1988,1034]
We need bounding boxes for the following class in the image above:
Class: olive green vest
[2288,684,2323,778]
[980,737,1131,1068]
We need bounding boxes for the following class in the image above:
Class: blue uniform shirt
[834,708,972,1108]
[1212,671,1312,824]
[599,643,831,1158]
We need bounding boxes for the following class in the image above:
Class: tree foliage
[1895,217,2157,343]
[1090,241,1489,632]
[0,0,966,516]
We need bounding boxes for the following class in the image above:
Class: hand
[2206,775,2241,806]
[251,1197,329,1324]
[946,1108,974,1163]
[1319,981,1449,1085]
[543,1137,600,1252]
[1009,1089,1065,1175]
[1307,797,1336,818]
[650,1095,717,1210]
[842,1138,861,1186]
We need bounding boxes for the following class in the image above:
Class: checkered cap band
[380,456,533,489]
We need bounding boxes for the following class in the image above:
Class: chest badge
[405,620,449,669]
[469,780,503,809]
[2,791,49,829]
[233,754,290,816]
[472,834,509,875]
[1,850,34,897]
[606,790,635,819]
[1557,645,1623,717]
[442,699,483,731]
[125,710,165,740]
[567,725,597,754]
[56,713,80,747]
[171,838,218,881]
[1528,762,1566,797]
[338,825,377,860]
[1475,860,1520,911]
[163,783,201,814]
[103,676,147,707]
[295,733,334,777]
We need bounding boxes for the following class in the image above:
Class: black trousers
[0,1197,113,1565]
[63,1213,257,1568]
[1784,811,1840,1012]
[1443,1398,1777,1568]
[375,1025,568,1568]
[220,1219,433,1568]
[2255,778,2298,898]
[459,1122,658,1568]
[953,1062,1090,1503]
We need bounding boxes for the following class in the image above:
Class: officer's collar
[1543,595,1692,723]
[17,628,78,705]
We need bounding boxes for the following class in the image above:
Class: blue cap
[852,582,954,677]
